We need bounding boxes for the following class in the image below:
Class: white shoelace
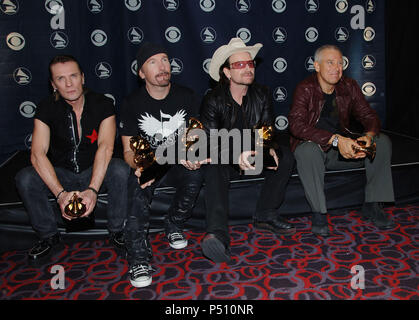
[129,264,151,277]
[168,232,185,242]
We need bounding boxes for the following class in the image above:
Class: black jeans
[15,158,130,239]
[124,164,204,265]
[202,145,295,247]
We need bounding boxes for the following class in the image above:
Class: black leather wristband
[87,186,99,196]
[56,189,65,201]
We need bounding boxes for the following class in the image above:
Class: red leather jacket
[288,73,381,152]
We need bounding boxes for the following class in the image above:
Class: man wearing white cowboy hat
[199,37,296,263]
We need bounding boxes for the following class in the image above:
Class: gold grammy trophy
[64,193,87,218]
[352,140,376,160]
[182,117,204,155]
[344,128,376,160]
[130,136,156,169]
[255,125,277,168]
[129,136,161,184]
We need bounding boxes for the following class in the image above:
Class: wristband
[56,189,66,201]
[366,133,376,144]
[87,186,99,196]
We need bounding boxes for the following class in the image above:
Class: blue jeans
[15,158,130,239]
[125,164,204,265]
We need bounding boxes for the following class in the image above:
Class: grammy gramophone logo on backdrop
[0,0,19,15]
[13,67,32,85]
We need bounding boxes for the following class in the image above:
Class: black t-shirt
[35,90,115,173]
[229,91,245,131]
[119,83,201,153]
[315,91,341,134]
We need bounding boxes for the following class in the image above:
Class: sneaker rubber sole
[130,276,152,288]
[169,239,188,250]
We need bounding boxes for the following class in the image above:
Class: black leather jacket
[200,82,274,132]
[199,82,274,163]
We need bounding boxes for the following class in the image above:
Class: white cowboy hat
[209,37,263,82]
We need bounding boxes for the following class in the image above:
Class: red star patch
[86,129,98,144]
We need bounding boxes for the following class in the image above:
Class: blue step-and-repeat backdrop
[0,0,385,163]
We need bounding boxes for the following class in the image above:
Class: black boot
[201,233,230,263]
[311,212,330,237]
[361,202,395,229]
[28,233,63,261]
[254,216,296,236]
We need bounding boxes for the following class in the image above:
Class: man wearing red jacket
[288,44,395,236]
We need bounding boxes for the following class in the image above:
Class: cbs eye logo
[236,28,251,44]
[202,59,211,74]
[335,0,348,13]
[343,56,349,70]
[91,29,107,46]
[125,0,141,11]
[272,0,286,13]
[6,32,25,51]
[45,0,64,14]
[364,27,375,41]
[200,0,215,12]
[19,101,37,118]
[131,60,138,76]
[165,26,181,43]
[305,27,318,42]
[273,57,287,73]
[362,82,376,96]
[275,116,289,131]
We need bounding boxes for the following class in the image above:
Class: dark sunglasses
[229,60,256,69]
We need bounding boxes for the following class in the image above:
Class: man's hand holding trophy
[129,135,159,185]
[255,125,279,170]
[64,193,87,218]
[344,128,377,160]
[180,117,211,170]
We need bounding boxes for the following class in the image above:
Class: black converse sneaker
[167,232,188,249]
[128,263,153,288]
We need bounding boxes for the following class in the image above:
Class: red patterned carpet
[1,205,418,300]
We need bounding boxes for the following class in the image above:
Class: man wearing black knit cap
[119,42,206,288]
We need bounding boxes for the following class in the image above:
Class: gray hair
[314,45,342,62]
